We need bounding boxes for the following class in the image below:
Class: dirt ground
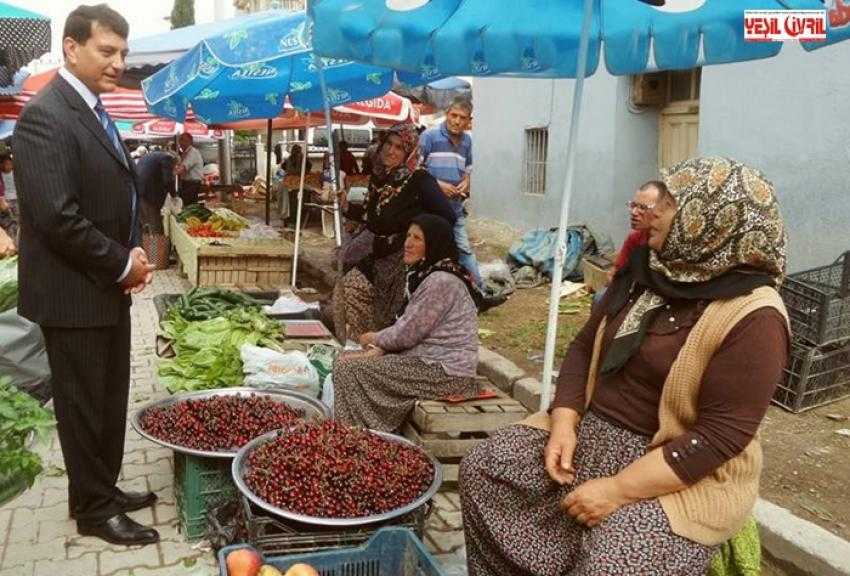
[467,219,850,543]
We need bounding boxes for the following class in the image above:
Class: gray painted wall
[699,42,850,273]
[471,71,658,251]
[473,43,850,272]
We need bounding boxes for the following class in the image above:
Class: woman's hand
[359,332,378,348]
[544,407,581,485]
[561,477,631,527]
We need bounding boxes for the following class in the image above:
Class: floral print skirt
[331,249,405,343]
[333,354,477,432]
[459,411,716,576]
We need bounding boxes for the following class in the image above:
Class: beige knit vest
[523,286,789,546]
[596,286,789,545]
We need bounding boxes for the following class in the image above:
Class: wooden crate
[169,214,293,289]
[403,386,528,483]
[580,256,613,293]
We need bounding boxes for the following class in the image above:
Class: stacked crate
[402,386,528,482]
[776,252,850,412]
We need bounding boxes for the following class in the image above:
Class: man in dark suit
[14,4,158,546]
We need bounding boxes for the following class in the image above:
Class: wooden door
[659,101,699,170]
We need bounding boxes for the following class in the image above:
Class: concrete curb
[477,346,526,393]
[755,498,850,576]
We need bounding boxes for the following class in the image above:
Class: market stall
[168,211,293,289]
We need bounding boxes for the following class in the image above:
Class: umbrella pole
[265,119,273,225]
[291,116,310,288]
[540,0,594,412]
[317,62,343,247]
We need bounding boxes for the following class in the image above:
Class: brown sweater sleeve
[662,307,789,484]
[551,290,611,413]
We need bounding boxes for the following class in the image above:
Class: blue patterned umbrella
[141,10,401,124]
[309,0,850,409]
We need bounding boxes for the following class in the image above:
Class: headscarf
[600,156,787,375]
[367,123,421,212]
[399,214,478,316]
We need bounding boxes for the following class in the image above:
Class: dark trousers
[179,180,201,206]
[41,308,131,523]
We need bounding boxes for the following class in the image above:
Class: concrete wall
[698,42,850,273]
[471,71,658,251]
[473,42,850,272]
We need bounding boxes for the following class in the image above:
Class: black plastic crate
[225,494,431,557]
[780,252,850,346]
[773,338,850,412]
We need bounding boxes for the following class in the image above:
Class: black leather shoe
[78,513,160,546]
[114,490,158,513]
[69,491,157,519]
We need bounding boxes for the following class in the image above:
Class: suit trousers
[41,307,131,522]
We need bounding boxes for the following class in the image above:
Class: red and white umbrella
[131,118,222,140]
[335,91,419,127]
[0,68,193,122]
[213,91,417,131]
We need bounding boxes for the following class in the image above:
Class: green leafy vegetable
[0,256,18,313]
[158,306,283,393]
[175,203,213,223]
[0,376,55,487]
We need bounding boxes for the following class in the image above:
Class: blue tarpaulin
[509,227,588,282]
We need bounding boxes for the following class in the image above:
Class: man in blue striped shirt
[419,97,483,289]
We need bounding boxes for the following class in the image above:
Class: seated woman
[331,123,455,343]
[459,157,790,576]
[333,214,479,432]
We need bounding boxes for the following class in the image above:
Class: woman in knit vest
[459,157,790,576]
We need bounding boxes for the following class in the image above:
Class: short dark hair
[447,96,472,116]
[640,180,671,202]
[64,4,129,48]
[0,154,11,164]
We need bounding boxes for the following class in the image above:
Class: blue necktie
[94,99,126,165]
[95,99,137,243]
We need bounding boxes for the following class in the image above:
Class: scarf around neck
[600,157,787,375]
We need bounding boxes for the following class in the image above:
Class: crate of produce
[218,527,446,576]
[170,214,294,289]
[230,494,429,558]
[174,452,239,541]
[773,338,850,413]
[780,252,850,346]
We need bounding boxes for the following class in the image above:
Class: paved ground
[0,268,468,575]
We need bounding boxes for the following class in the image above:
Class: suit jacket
[14,75,140,328]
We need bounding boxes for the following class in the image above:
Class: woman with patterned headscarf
[458,157,791,576]
[330,123,455,343]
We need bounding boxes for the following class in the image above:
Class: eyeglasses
[627,201,656,212]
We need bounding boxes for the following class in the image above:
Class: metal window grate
[524,127,548,195]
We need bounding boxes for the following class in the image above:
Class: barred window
[523,127,548,196]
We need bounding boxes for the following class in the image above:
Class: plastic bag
[308,344,338,382]
[321,373,334,415]
[479,259,515,299]
[240,344,320,397]
[0,309,51,403]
